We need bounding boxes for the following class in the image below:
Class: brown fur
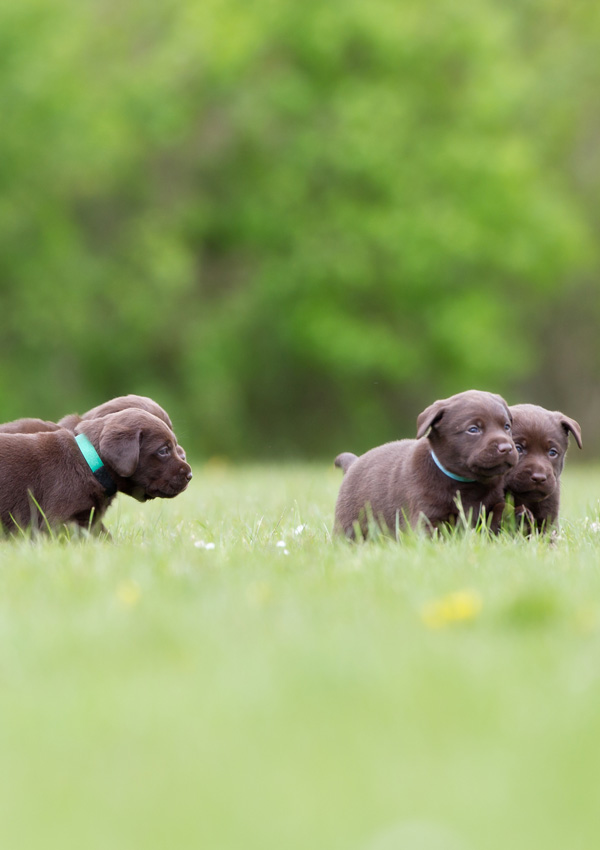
[334,390,517,538]
[57,394,174,430]
[0,418,62,435]
[61,394,187,460]
[0,409,192,536]
[504,403,582,531]
[0,394,186,460]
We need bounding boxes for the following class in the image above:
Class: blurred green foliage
[0,0,597,456]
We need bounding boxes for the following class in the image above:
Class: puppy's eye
[548,448,559,458]
[504,423,512,432]
[515,444,524,455]
[467,426,480,434]
[156,446,171,458]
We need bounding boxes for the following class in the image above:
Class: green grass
[1,463,600,850]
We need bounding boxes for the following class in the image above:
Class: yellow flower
[421,590,482,629]
[246,581,272,608]
[116,580,141,608]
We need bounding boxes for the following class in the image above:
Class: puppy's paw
[514,504,536,535]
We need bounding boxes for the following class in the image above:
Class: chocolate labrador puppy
[334,390,517,538]
[504,403,582,532]
[0,394,187,459]
[0,409,192,535]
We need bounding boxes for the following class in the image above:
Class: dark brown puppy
[334,390,517,538]
[0,409,192,535]
[504,403,582,532]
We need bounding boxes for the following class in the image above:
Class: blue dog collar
[430,449,476,483]
[75,434,117,496]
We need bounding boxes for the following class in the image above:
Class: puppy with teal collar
[0,409,192,536]
[334,390,517,539]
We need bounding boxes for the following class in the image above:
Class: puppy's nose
[531,472,547,483]
[186,470,193,481]
[497,441,514,455]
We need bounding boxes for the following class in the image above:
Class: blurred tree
[0,0,595,456]
[509,0,600,440]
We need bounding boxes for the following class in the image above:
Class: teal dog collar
[75,434,117,496]
[430,449,477,483]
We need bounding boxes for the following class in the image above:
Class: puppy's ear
[559,415,582,449]
[416,401,445,439]
[99,425,142,477]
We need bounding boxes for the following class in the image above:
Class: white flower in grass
[293,524,307,536]
[194,540,216,550]
[276,540,287,548]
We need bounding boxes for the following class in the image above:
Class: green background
[2,0,599,457]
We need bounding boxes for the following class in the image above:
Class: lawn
[1,462,599,850]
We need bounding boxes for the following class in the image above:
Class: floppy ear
[416,401,445,439]
[559,415,582,449]
[99,425,142,477]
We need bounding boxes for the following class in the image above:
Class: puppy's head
[76,409,192,501]
[504,404,582,502]
[63,394,188,461]
[79,394,174,429]
[416,389,517,481]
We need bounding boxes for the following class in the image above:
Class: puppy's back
[0,430,81,531]
[334,439,417,537]
[0,418,62,435]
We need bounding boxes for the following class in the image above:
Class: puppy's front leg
[72,509,112,540]
[514,504,535,535]
[92,522,112,540]
[489,500,507,534]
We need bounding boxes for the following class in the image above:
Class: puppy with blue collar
[334,390,518,539]
[0,409,192,536]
